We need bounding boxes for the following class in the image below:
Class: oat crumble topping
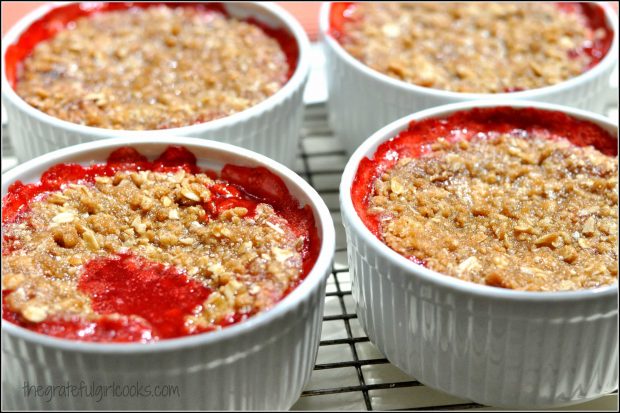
[15,6,290,129]
[338,3,606,93]
[2,169,304,329]
[368,135,618,291]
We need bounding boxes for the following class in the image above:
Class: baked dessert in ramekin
[2,137,335,409]
[340,101,618,408]
[1,2,310,166]
[321,2,619,154]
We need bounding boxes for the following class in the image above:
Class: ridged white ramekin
[1,2,311,167]
[321,2,619,154]
[340,100,618,409]
[1,137,335,410]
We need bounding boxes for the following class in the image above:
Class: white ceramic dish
[1,2,311,167]
[1,136,335,410]
[320,2,619,155]
[339,100,618,408]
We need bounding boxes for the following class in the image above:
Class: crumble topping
[2,169,303,330]
[368,135,618,291]
[338,2,606,93]
[15,6,290,129]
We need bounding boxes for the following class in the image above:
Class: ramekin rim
[1,136,336,353]
[339,99,619,302]
[0,1,312,136]
[319,1,619,99]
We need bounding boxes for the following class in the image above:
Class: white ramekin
[339,100,618,409]
[1,2,311,167]
[1,136,335,410]
[321,2,619,154]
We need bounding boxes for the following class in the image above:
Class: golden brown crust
[369,135,618,291]
[16,7,289,129]
[2,170,303,328]
[339,3,601,93]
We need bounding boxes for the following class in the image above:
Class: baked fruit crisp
[2,146,319,342]
[8,3,297,130]
[352,107,618,292]
[330,2,613,93]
